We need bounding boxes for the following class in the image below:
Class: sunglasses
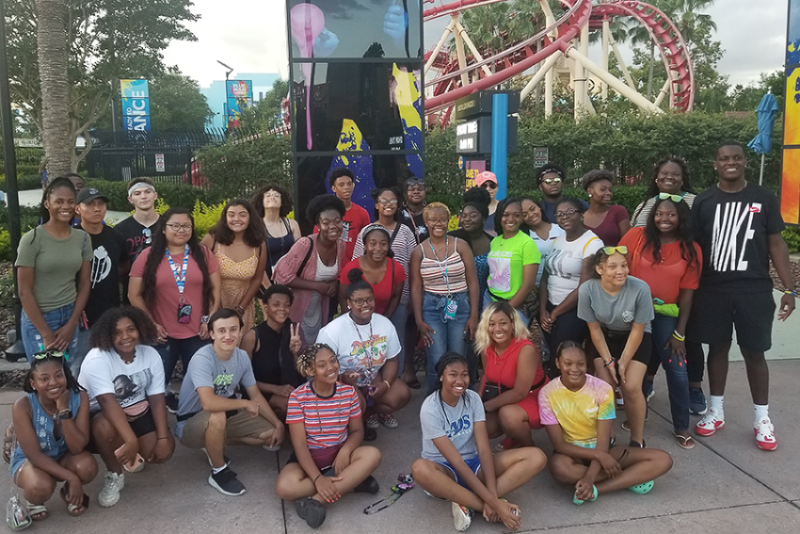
[542,177,562,185]
[658,192,683,202]
[481,182,498,190]
[33,350,66,360]
[602,246,628,255]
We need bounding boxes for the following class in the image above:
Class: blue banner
[225,80,253,128]
[120,79,151,131]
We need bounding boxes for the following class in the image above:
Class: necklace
[350,314,377,384]
[312,383,341,434]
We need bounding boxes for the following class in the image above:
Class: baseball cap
[475,171,497,187]
[77,187,108,204]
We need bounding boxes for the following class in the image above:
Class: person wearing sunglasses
[475,171,500,236]
[128,207,221,413]
[630,158,696,228]
[317,270,409,441]
[582,170,630,247]
[578,247,654,448]
[114,178,160,304]
[618,195,702,449]
[536,164,588,224]
[10,351,97,519]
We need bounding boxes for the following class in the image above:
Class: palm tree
[35,0,72,178]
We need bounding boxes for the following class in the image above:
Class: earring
[588,194,592,198]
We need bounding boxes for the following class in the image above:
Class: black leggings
[542,302,588,362]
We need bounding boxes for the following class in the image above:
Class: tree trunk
[35,0,72,178]
[646,41,655,100]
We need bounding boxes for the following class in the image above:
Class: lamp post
[0,0,27,360]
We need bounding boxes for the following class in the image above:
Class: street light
[217,60,234,81]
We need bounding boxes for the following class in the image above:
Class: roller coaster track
[422,0,695,114]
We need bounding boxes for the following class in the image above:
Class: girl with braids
[411,353,546,533]
[540,342,672,504]
[317,269,409,440]
[128,207,221,412]
[619,196,702,449]
[78,307,175,508]
[276,343,382,530]
[630,157,696,228]
[200,199,268,332]
[17,176,92,362]
[10,351,98,519]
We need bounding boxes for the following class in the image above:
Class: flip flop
[28,504,48,521]
[673,433,696,450]
[60,484,89,517]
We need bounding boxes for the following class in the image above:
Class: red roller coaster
[422,0,695,123]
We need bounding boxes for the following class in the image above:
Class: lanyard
[428,234,451,296]
[165,245,190,302]
[350,314,376,376]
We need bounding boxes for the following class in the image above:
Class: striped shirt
[630,193,696,228]
[420,237,468,295]
[286,382,361,449]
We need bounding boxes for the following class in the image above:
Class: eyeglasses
[658,192,684,202]
[481,182,498,190]
[542,177,562,185]
[350,296,375,307]
[554,209,579,219]
[602,246,628,255]
[377,198,398,205]
[33,350,66,360]
[165,223,193,232]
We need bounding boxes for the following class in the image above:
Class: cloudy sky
[163,0,791,89]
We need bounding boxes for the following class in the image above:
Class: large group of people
[7,140,796,531]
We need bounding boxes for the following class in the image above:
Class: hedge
[84,180,228,213]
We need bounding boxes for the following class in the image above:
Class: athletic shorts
[179,409,274,449]
[87,409,157,453]
[589,330,652,366]
[686,290,775,352]
[438,456,482,489]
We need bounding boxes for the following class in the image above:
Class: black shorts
[88,409,157,452]
[686,290,775,352]
[590,329,652,366]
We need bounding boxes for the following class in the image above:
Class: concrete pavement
[1,357,800,534]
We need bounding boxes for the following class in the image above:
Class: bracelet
[384,379,391,390]
[603,359,614,368]
[672,330,686,341]
[313,473,322,484]
[784,290,797,297]
[235,305,245,314]
[157,436,169,440]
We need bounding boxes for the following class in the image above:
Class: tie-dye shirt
[538,375,615,449]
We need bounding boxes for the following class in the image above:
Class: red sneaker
[695,410,725,437]
[754,419,777,451]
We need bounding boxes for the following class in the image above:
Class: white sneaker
[754,418,777,451]
[696,410,725,437]
[451,502,473,532]
[98,472,125,507]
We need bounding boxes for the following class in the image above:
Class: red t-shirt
[315,201,372,262]
[619,226,702,304]
[130,246,220,339]
[339,257,406,315]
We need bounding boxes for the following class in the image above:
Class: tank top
[11,391,82,471]
[420,237,468,295]
[251,322,305,388]
[484,338,547,394]
[265,218,295,278]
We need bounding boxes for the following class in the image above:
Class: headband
[128,182,156,197]
[361,223,391,244]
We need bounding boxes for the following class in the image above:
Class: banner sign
[120,79,151,131]
[781,0,800,224]
[225,80,253,129]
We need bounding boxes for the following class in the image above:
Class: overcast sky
[162,0,791,89]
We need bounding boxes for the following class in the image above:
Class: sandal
[673,433,696,450]
[3,423,15,464]
[628,480,655,495]
[60,484,89,517]
[403,375,421,390]
[572,484,598,505]
[28,504,48,521]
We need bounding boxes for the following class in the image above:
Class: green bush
[0,270,14,310]
[85,180,227,212]
[0,174,44,191]
[0,230,10,262]
[783,227,800,253]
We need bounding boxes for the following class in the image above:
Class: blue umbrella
[747,92,779,185]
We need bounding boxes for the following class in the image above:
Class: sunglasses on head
[481,182,497,190]
[657,192,683,202]
[33,350,67,361]
[602,246,627,255]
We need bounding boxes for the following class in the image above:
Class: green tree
[148,69,214,131]
[240,78,290,132]
[7,0,198,171]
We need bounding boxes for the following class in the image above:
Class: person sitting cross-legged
[276,343,382,529]
[174,309,285,496]
[541,341,672,505]
[411,353,547,532]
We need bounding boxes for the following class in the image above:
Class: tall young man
[74,187,127,373]
[115,178,160,303]
[400,174,428,244]
[536,164,587,224]
[175,309,285,495]
[688,141,795,451]
[325,167,371,261]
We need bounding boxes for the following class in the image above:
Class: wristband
[603,359,614,368]
[313,473,323,483]
[672,330,686,341]
[784,290,797,297]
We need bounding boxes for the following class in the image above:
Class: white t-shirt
[317,312,401,387]
[530,224,566,286]
[78,345,165,414]
[543,230,604,306]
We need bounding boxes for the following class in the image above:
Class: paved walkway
[1,357,799,534]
